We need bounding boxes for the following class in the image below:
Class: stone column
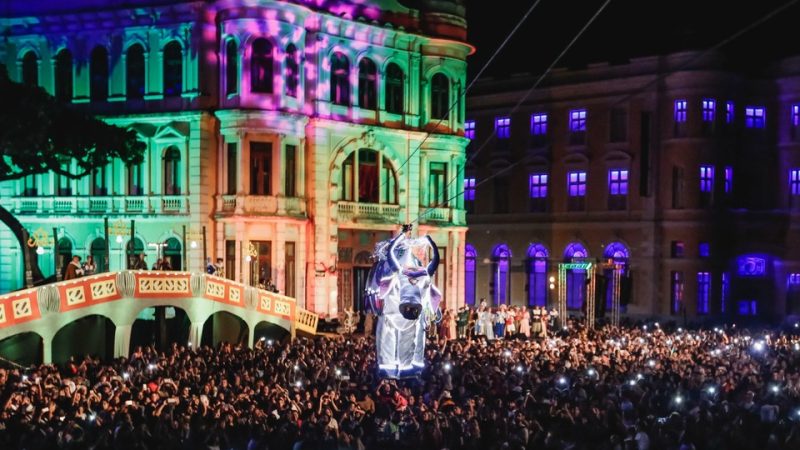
[113,324,133,358]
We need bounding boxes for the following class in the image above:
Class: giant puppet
[365,224,441,378]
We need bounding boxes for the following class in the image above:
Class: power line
[415,0,797,225]
[382,0,543,192]
[415,0,613,223]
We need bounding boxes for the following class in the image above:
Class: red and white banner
[58,273,122,312]
[0,288,41,329]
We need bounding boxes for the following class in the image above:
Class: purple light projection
[721,272,729,313]
[791,169,800,195]
[495,116,510,139]
[789,273,800,285]
[465,244,477,306]
[568,171,587,197]
[492,244,512,305]
[726,101,734,124]
[745,106,765,128]
[697,272,710,315]
[792,105,800,128]
[464,177,476,201]
[674,100,687,123]
[724,167,732,193]
[608,169,628,196]
[702,98,715,122]
[671,271,684,315]
[569,109,586,132]
[737,255,767,276]
[564,242,588,310]
[700,166,714,193]
[738,300,757,316]
[527,243,548,307]
[465,120,475,140]
[529,173,548,198]
[530,113,547,135]
[699,242,710,258]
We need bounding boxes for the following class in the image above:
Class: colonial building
[465,52,800,321]
[0,0,471,317]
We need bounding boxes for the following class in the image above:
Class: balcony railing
[9,195,189,215]
[217,195,307,217]
[337,201,400,222]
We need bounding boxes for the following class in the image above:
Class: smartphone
[41,407,49,413]
[125,400,133,406]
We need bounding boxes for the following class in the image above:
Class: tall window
[21,51,38,86]
[790,169,800,197]
[792,105,800,141]
[91,166,107,196]
[127,162,143,196]
[162,147,181,195]
[431,73,449,120]
[465,120,475,140]
[527,244,548,307]
[495,116,511,139]
[529,173,548,212]
[674,99,687,136]
[724,166,733,194]
[567,171,587,211]
[721,272,729,313]
[330,52,349,105]
[430,162,447,207]
[465,245,477,306]
[250,142,272,195]
[702,98,715,134]
[530,113,547,147]
[22,175,37,197]
[385,63,404,114]
[700,165,714,207]
[340,149,397,204]
[285,44,298,97]
[609,108,627,142]
[163,41,182,97]
[126,44,145,100]
[285,145,296,197]
[697,272,711,315]
[726,101,734,124]
[285,242,296,298]
[226,143,237,195]
[564,242,588,310]
[357,58,377,110]
[251,38,274,93]
[90,46,108,102]
[492,244,511,305]
[464,177,475,212]
[603,242,629,310]
[608,169,628,210]
[225,40,238,95]
[745,106,765,129]
[54,49,72,102]
[569,109,587,145]
[671,271,684,315]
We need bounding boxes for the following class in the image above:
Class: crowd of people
[2,316,800,449]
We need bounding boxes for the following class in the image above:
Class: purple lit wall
[568,171,587,197]
[738,300,757,315]
[671,271,684,315]
[527,243,548,307]
[737,255,767,276]
[569,109,586,132]
[697,271,710,314]
[674,100,687,123]
[702,98,715,122]
[529,174,548,198]
[465,245,477,306]
[530,113,547,135]
[745,106,765,128]
[608,169,628,195]
[492,244,512,305]
[721,272,729,313]
[495,116,510,139]
[699,242,710,258]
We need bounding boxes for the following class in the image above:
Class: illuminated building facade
[465,52,800,321]
[0,0,471,317]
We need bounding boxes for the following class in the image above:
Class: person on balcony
[82,255,96,277]
[64,255,84,280]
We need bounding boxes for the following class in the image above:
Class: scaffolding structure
[604,262,624,328]
[557,262,595,329]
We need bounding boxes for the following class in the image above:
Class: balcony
[9,195,188,216]
[337,202,400,223]
[217,195,307,217]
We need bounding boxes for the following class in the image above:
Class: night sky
[465,0,800,80]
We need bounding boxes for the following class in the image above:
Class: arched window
[126,44,145,99]
[465,244,477,306]
[527,244,549,307]
[164,237,182,271]
[251,38,274,93]
[385,63,404,114]
[492,244,512,305]
[90,46,108,102]
[126,238,145,269]
[358,58,377,110]
[90,238,107,273]
[285,44,299,97]
[431,73,449,120]
[21,51,38,86]
[603,242,629,310]
[225,39,238,95]
[340,149,397,204]
[162,146,181,195]
[564,242,589,310]
[163,41,182,97]
[57,238,73,277]
[54,49,72,102]
[330,52,350,106]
